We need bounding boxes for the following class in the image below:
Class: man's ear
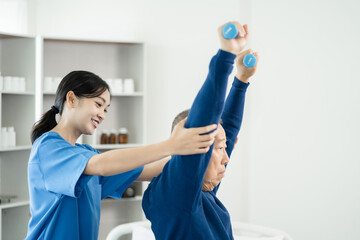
[66,91,78,108]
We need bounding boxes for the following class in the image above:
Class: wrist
[164,138,176,156]
[235,74,249,83]
[220,47,237,56]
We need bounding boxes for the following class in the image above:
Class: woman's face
[73,89,111,135]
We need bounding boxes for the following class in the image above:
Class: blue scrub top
[26,131,143,240]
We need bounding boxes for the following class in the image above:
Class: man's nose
[222,152,229,165]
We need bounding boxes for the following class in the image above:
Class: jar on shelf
[100,130,109,144]
[122,184,136,198]
[109,129,117,144]
[7,126,16,147]
[118,128,128,144]
[0,127,8,148]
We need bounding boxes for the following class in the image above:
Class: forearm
[136,157,170,181]
[222,77,249,156]
[185,50,236,129]
[84,140,173,176]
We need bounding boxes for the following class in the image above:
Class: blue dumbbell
[222,23,257,68]
[243,53,257,68]
[222,23,239,39]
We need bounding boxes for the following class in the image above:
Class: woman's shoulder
[33,131,65,147]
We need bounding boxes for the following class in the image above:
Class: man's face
[202,124,229,191]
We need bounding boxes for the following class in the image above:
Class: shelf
[0,199,29,210]
[0,145,32,152]
[93,143,144,150]
[0,91,35,96]
[0,32,34,39]
[111,92,144,97]
[43,91,144,97]
[103,196,142,203]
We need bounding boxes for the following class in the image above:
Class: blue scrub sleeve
[74,144,144,199]
[99,166,143,199]
[38,135,97,198]
[79,143,144,199]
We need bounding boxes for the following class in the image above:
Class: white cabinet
[0,33,36,239]
[0,33,146,240]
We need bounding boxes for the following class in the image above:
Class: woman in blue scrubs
[25,71,217,240]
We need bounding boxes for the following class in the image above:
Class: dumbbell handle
[222,23,257,68]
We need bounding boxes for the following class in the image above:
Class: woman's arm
[84,119,217,176]
[136,156,171,181]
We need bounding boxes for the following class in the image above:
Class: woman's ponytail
[31,106,59,144]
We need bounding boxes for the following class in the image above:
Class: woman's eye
[96,102,102,107]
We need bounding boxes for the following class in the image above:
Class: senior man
[142,22,259,240]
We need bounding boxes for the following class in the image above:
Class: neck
[202,181,215,192]
[52,119,81,146]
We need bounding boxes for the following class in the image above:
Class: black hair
[31,70,110,144]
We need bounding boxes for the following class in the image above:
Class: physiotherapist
[25,70,217,239]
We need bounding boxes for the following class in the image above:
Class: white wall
[248,0,360,239]
[0,0,36,35]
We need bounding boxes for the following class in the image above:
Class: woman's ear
[66,91,78,108]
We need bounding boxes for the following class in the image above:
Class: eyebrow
[216,138,227,146]
[98,96,110,107]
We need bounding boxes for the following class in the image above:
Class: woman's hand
[168,118,218,155]
[235,49,259,83]
[218,22,249,55]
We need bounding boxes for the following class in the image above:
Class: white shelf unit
[0,33,146,240]
[0,33,37,240]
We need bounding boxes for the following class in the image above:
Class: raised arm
[222,49,259,157]
[211,49,259,194]
[143,22,249,211]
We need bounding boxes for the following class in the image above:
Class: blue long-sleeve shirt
[142,49,249,240]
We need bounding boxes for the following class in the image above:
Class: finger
[197,146,210,154]
[198,139,215,148]
[237,49,253,60]
[231,22,245,38]
[197,131,217,142]
[195,124,218,134]
[176,118,187,127]
[243,24,249,41]
[243,24,249,35]
[252,51,259,66]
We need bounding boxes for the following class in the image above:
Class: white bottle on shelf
[19,77,26,92]
[7,126,16,147]
[0,75,3,91]
[4,76,12,91]
[44,76,53,92]
[123,78,135,93]
[113,78,123,94]
[12,77,20,91]
[1,127,8,148]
